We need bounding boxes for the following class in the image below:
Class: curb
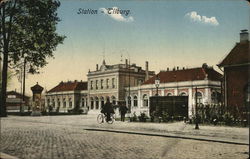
[0,152,19,159]
[84,128,249,146]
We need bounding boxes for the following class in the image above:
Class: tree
[0,0,65,117]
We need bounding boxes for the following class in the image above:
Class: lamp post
[195,87,199,129]
[155,75,160,117]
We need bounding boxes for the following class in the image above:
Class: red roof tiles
[143,67,222,85]
[218,42,250,67]
[47,81,87,93]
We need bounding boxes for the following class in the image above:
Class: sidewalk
[84,120,249,145]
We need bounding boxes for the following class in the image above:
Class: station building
[87,60,155,113]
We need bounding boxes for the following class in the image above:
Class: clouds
[185,11,219,26]
[99,7,134,22]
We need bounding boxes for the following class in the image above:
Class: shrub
[138,112,148,122]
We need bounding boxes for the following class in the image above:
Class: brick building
[87,60,155,113]
[218,30,250,118]
[126,64,222,117]
[45,81,88,112]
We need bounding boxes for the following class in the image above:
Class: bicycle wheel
[107,114,114,124]
[97,114,104,124]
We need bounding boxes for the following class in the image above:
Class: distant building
[6,91,30,112]
[45,81,88,112]
[218,30,250,118]
[126,64,222,117]
[87,60,155,113]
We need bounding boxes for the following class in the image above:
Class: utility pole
[21,57,26,114]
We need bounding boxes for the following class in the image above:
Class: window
[111,96,116,105]
[95,97,99,109]
[143,94,148,107]
[101,79,103,89]
[90,97,94,109]
[112,78,115,88]
[57,98,60,107]
[195,92,202,104]
[63,98,66,108]
[69,98,72,108]
[167,93,172,96]
[96,80,98,89]
[101,97,105,108]
[133,96,138,107]
[106,79,109,88]
[90,81,93,90]
[127,96,131,107]
[82,98,85,107]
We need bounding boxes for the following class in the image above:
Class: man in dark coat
[102,98,114,122]
[119,103,128,122]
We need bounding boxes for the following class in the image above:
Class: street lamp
[195,87,199,129]
[155,75,160,119]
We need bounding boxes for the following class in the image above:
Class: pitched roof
[47,81,87,93]
[7,91,30,99]
[218,41,250,67]
[143,67,222,85]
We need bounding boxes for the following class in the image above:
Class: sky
[8,0,250,96]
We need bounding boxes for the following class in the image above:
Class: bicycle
[97,113,115,124]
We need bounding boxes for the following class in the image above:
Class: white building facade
[126,65,222,118]
[87,60,155,113]
[45,81,88,113]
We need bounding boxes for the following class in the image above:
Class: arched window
[127,96,131,107]
[95,97,99,109]
[63,98,66,108]
[90,97,94,109]
[133,96,138,107]
[179,92,187,96]
[143,94,148,107]
[100,97,105,108]
[111,96,116,105]
[57,98,61,107]
[167,93,172,96]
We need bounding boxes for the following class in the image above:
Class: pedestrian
[119,103,128,122]
[102,98,114,122]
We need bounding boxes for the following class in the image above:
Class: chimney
[240,29,249,43]
[96,64,98,71]
[125,59,128,68]
[145,61,149,81]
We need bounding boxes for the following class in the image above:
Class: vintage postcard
[0,0,249,159]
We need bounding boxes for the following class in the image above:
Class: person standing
[119,103,128,122]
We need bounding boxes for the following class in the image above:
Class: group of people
[101,98,128,122]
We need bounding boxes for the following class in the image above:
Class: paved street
[0,115,249,159]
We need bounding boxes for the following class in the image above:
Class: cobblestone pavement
[0,115,249,159]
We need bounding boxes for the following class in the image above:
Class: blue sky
[10,0,250,94]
